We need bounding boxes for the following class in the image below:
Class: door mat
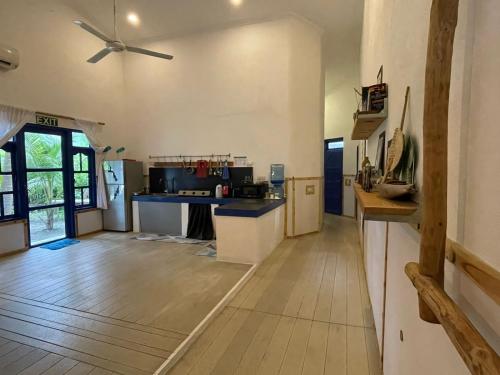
[133,233,210,244]
[195,242,217,257]
[41,239,80,250]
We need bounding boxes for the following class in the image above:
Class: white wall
[0,0,120,252]
[384,223,468,375]
[75,209,103,237]
[0,221,27,254]
[0,0,126,149]
[363,220,387,348]
[122,17,323,179]
[323,25,362,217]
[121,17,324,236]
[288,18,324,178]
[360,0,500,374]
[324,32,361,175]
[0,4,325,248]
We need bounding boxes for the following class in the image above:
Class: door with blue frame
[15,124,96,247]
[324,138,344,215]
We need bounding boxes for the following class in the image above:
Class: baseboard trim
[153,263,258,375]
[0,247,29,258]
[286,229,320,239]
[76,229,103,238]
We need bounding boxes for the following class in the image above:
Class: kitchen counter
[132,194,238,205]
[131,194,286,264]
[214,199,285,218]
[132,195,285,218]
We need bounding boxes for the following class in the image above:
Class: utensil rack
[149,154,231,159]
[149,153,231,160]
[148,154,235,168]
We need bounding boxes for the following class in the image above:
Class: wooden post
[419,0,459,322]
[405,0,499,372]
[406,263,500,374]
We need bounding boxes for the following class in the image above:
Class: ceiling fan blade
[125,46,174,60]
[87,48,113,63]
[73,20,112,42]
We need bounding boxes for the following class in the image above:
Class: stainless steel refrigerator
[103,160,144,231]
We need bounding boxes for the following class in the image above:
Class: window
[72,132,90,148]
[328,141,344,150]
[71,132,96,209]
[0,142,17,219]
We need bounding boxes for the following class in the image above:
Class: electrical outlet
[345,178,351,186]
[306,185,315,195]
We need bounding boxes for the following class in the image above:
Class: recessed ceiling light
[230,0,243,7]
[127,12,140,26]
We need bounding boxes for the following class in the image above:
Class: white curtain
[0,104,35,148]
[74,119,108,209]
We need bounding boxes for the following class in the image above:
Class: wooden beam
[405,263,500,375]
[419,0,459,322]
[446,239,500,305]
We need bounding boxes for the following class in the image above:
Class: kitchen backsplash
[149,167,253,194]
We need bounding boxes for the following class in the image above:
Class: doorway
[4,124,95,247]
[21,128,69,246]
[324,138,344,215]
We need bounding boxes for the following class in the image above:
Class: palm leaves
[25,133,64,230]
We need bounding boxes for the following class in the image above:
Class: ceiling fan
[73,0,173,64]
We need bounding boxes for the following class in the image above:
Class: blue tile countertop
[132,194,238,205]
[132,194,285,218]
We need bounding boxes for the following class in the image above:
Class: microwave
[233,183,268,199]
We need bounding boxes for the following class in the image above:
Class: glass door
[23,130,67,245]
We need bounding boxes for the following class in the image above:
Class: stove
[177,190,212,197]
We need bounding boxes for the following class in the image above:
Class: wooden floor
[0,232,251,375]
[170,215,382,375]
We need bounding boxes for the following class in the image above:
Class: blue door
[324,138,343,215]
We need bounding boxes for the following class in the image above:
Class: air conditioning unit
[0,44,19,70]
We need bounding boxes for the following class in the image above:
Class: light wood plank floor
[170,215,382,375]
[0,336,120,374]
[0,233,251,374]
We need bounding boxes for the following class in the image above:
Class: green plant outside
[25,132,64,230]
[2,131,91,229]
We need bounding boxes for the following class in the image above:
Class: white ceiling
[62,0,363,43]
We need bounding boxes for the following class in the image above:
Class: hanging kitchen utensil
[208,156,214,176]
[186,157,196,175]
[383,86,410,182]
[196,160,209,178]
[217,156,222,176]
[222,159,230,180]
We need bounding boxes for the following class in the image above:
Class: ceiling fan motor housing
[106,41,125,52]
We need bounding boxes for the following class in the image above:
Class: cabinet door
[138,202,182,235]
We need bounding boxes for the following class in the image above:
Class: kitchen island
[132,195,285,264]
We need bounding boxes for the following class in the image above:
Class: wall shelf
[351,98,388,140]
[354,183,419,223]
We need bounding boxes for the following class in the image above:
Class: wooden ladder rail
[446,239,500,305]
[406,263,500,374]
[406,0,500,374]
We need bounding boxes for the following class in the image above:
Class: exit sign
[36,114,58,127]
